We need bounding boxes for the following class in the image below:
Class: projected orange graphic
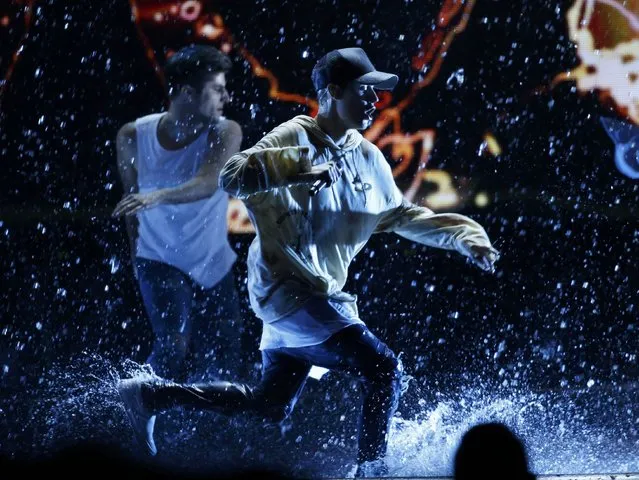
[553,0,639,125]
[0,1,35,102]
[0,0,493,232]
[121,0,488,232]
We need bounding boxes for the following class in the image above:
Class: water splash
[2,358,637,477]
[2,352,154,458]
[384,385,639,478]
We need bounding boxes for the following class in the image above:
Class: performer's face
[196,72,230,121]
[335,81,379,130]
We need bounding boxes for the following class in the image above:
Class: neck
[315,110,350,146]
[164,105,209,131]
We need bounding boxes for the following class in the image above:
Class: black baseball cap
[311,47,399,91]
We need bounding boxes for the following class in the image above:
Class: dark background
[0,0,637,476]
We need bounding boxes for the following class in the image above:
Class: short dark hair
[164,44,232,96]
[311,53,332,92]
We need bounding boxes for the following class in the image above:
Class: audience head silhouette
[454,422,536,480]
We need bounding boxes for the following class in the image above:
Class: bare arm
[154,119,243,204]
[114,122,140,265]
[112,119,243,216]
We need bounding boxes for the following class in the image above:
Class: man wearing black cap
[118,47,499,477]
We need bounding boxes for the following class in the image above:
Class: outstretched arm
[374,149,499,272]
[376,198,499,271]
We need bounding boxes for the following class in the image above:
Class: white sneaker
[117,377,157,456]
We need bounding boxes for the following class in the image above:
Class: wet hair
[164,44,231,97]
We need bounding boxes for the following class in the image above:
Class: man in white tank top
[113,45,244,383]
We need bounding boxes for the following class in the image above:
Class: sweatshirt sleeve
[374,150,494,259]
[219,123,312,200]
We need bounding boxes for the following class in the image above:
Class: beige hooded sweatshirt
[220,115,494,347]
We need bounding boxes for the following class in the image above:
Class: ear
[181,84,197,100]
[327,83,344,100]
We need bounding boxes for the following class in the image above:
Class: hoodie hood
[288,115,363,152]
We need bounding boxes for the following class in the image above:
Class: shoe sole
[118,380,157,456]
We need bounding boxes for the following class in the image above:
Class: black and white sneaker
[117,377,157,456]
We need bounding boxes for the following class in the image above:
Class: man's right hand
[112,191,164,217]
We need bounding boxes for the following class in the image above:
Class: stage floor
[359,476,639,480]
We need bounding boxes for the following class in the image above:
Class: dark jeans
[143,323,403,465]
[136,258,244,383]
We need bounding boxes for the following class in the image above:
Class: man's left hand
[112,191,164,217]
[467,245,500,273]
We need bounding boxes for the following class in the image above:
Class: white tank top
[134,113,236,288]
